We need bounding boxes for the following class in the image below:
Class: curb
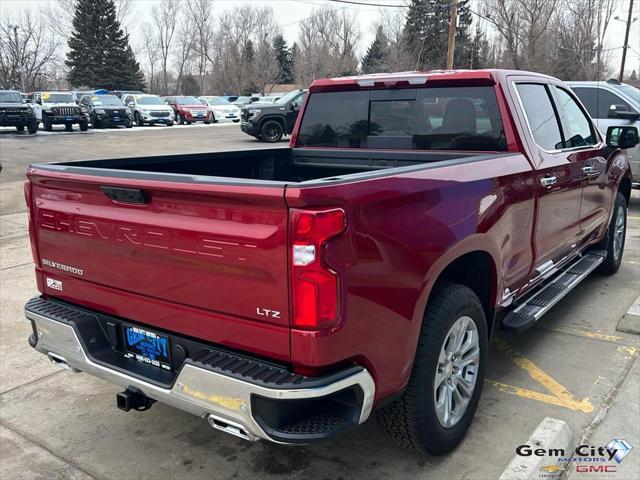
[617,295,640,335]
[499,417,572,480]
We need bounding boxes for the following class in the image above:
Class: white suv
[568,79,640,185]
[123,94,175,127]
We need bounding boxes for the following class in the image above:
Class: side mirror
[607,104,640,120]
[127,102,134,107]
[290,103,299,111]
[606,126,639,149]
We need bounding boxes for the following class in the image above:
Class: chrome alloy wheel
[434,316,480,428]
[613,207,625,261]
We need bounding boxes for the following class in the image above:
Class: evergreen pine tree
[361,26,389,74]
[66,0,145,90]
[273,34,294,84]
[403,0,478,70]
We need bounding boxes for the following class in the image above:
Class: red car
[163,95,212,124]
[24,70,635,454]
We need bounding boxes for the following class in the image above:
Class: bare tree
[184,0,214,94]
[150,0,181,95]
[0,10,60,91]
[295,7,360,87]
[140,24,160,93]
[173,10,195,95]
[594,0,618,80]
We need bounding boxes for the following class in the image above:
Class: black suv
[0,90,38,134]
[80,94,133,128]
[241,89,307,142]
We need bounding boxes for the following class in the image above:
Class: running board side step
[501,250,607,333]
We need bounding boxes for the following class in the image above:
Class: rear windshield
[296,87,506,151]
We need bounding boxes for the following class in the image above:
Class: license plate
[123,324,171,371]
[228,114,236,118]
[113,116,120,121]
[65,116,73,121]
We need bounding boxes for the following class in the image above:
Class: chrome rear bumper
[26,301,375,444]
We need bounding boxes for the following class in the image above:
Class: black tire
[27,122,38,134]
[125,120,132,128]
[177,113,185,125]
[65,122,73,131]
[204,114,212,124]
[377,282,488,455]
[90,115,100,129]
[135,112,144,127]
[596,192,627,274]
[43,115,52,131]
[16,125,25,132]
[166,121,174,127]
[79,119,88,132]
[260,120,284,142]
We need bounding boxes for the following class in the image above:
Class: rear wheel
[177,112,185,125]
[377,282,487,455]
[260,120,283,142]
[596,192,627,274]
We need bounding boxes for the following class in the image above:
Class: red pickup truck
[24,70,636,455]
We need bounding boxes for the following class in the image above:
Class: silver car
[122,94,175,127]
[567,80,640,185]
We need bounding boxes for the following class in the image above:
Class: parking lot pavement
[1,129,639,480]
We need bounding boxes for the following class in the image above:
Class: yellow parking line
[534,325,624,343]
[490,337,594,412]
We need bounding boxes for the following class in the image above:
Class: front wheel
[27,121,38,134]
[43,115,52,131]
[377,282,488,455]
[65,122,73,131]
[135,113,144,127]
[166,121,174,127]
[260,120,284,143]
[176,113,185,125]
[15,125,25,132]
[79,119,88,132]
[596,192,627,274]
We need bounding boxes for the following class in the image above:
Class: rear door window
[515,83,564,151]
[296,87,506,151]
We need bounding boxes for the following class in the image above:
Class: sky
[1,0,639,76]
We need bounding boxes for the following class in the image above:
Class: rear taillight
[24,181,40,267]
[290,208,346,330]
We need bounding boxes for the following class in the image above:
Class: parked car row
[0,89,248,133]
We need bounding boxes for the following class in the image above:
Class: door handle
[582,166,594,175]
[540,176,557,187]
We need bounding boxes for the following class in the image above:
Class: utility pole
[446,0,458,69]
[619,0,635,82]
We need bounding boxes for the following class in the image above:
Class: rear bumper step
[501,250,606,333]
[25,296,375,444]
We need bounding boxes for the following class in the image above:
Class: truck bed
[33,147,493,185]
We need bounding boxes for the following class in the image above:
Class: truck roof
[309,69,554,92]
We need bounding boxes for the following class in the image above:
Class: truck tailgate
[28,170,290,359]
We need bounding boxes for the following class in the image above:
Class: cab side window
[554,87,597,148]
[516,83,564,151]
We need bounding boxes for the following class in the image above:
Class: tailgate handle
[100,186,150,205]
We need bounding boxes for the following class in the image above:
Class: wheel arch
[414,236,502,339]
[260,115,286,131]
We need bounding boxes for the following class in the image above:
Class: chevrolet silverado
[24,70,635,455]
